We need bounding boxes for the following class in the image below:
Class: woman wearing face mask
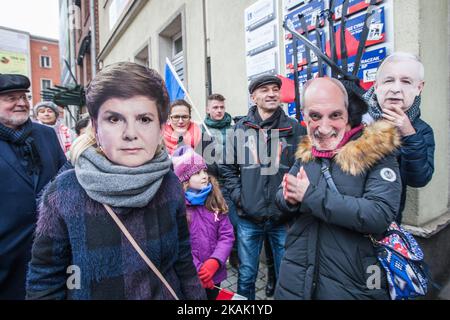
[163,99,202,155]
[26,62,206,300]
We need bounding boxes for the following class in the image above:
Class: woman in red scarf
[163,99,201,155]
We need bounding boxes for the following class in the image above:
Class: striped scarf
[0,119,41,175]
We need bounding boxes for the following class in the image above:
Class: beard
[0,113,29,129]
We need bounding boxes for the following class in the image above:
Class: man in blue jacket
[0,74,66,299]
[363,52,435,223]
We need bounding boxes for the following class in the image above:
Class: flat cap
[0,74,30,94]
[248,75,282,94]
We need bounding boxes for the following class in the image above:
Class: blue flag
[164,58,186,102]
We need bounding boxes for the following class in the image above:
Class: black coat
[397,117,435,221]
[0,122,66,299]
[275,121,402,300]
[220,106,305,224]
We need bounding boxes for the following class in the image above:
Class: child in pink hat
[172,145,234,300]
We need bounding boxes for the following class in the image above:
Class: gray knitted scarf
[363,86,422,122]
[75,146,172,208]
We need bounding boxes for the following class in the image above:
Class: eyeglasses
[170,115,190,121]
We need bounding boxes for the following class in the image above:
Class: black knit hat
[0,74,30,94]
[248,75,282,94]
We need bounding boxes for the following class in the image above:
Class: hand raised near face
[382,105,416,137]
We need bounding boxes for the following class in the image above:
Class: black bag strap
[315,14,324,77]
[352,0,378,76]
[340,0,350,73]
[298,14,312,80]
[320,159,339,193]
[327,0,338,77]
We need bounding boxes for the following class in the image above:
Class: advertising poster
[325,6,385,59]
[342,47,387,90]
[285,30,325,69]
[0,28,30,76]
[0,51,28,75]
[333,0,384,20]
[284,0,325,39]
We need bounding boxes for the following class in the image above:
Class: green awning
[41,84,85,107]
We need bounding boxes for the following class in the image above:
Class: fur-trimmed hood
[295,120,401,176]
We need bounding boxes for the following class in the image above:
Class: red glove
[198,258,220,284]
[199,278,215,289]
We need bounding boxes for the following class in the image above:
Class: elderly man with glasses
[0,74,66,299]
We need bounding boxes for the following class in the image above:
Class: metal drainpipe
[202,0,209,99]
[90,0,97,77]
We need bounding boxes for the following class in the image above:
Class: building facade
[30,36,61,107]
[0,26,61,107]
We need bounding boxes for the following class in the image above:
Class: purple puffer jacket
[186,202,235,284]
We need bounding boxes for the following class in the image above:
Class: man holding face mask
[363,52,435,223]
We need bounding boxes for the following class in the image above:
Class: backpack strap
[320,158,339,193]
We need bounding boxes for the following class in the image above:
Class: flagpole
[165,58,212,137]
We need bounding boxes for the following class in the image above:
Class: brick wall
[29,38,61,107]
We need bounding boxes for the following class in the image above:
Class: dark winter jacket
[275,121,402,300]
[200,113,233,185]
[26,169,206,300]
[219,106,305,224]
[186,203,234,284]
[0,122,66,299]
[397,117,434,221]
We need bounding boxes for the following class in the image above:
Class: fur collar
[295,121,401,176]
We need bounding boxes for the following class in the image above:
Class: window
[172,33,184,82]
[109,0,130,30]
[159,14,185,85]
[40,56,51,68]
[41,79,52,91]
[134,45,150,67]
[173,35,183,57]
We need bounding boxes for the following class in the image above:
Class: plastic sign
[333,0,384,20]
[246,22,278,56]
[284,0,305,11]
[325,6,385,59]
[245,0,277,31]
[246,47,279,80]
[342,47,387,89]
[284,0,325,39]
[285,30,325,69]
